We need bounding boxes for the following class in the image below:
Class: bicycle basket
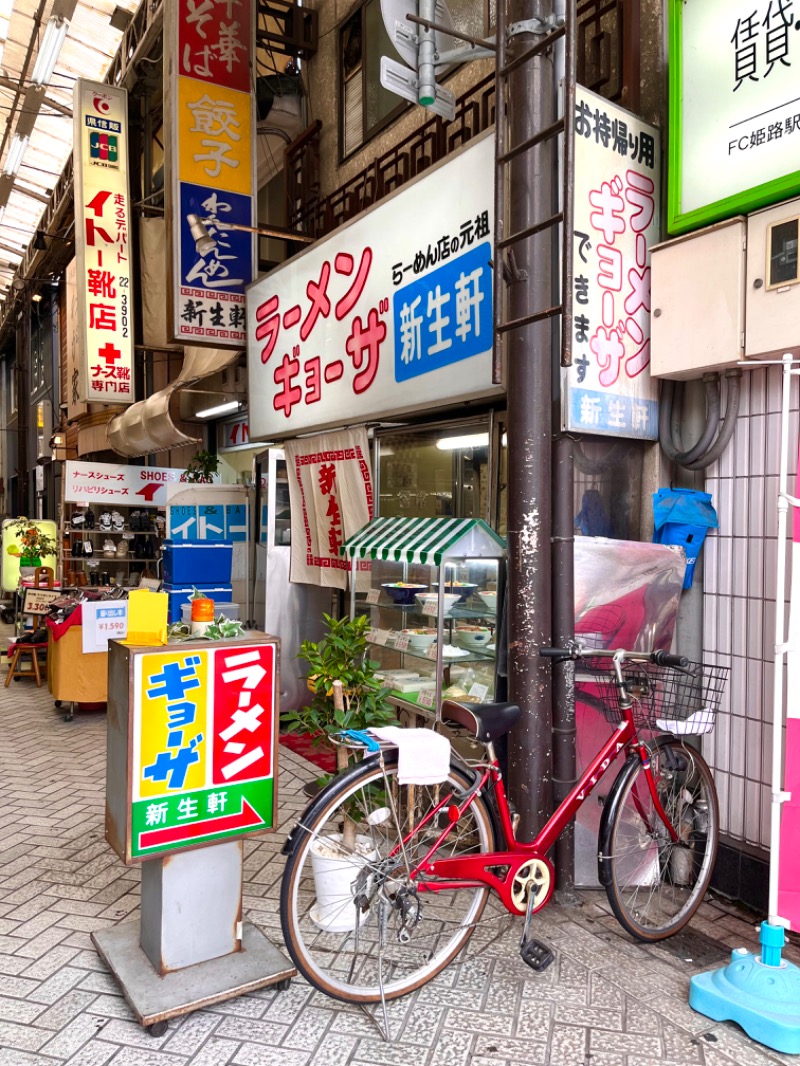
[575,659,729,734]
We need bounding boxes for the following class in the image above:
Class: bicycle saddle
[441,700,521,743]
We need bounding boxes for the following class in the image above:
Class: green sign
[668,0,800,234]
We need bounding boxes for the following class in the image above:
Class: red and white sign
[283,428,373,589]
[65,460,188,507]
[212,644,275,783]
[74,80,134,405]
[246,135,499,439]
[219,415,250,449]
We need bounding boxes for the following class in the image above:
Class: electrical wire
[658,370,743,471]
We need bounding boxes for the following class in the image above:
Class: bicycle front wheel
[280,750,496,1003]
[600,736,719,941]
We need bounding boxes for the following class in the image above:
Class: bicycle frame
[398,706,680,917]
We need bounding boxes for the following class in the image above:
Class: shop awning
[340,516,506,566]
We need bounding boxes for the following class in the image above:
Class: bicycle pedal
[520,938,554,973]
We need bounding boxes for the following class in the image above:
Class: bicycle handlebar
[539,646,689,668]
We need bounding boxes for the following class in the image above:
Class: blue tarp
[652,488,718,589]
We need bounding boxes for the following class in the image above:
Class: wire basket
[575,659,729,734]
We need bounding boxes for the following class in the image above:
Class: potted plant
[11,519,58,574]
[281,613,396,931]
[183,449,220,484]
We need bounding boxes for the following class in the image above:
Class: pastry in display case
[341,516,507,718]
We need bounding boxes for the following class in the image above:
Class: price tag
[370,628,389,646]
[424,644,439,660]
[417,688,436,708]
[394,634,410,652]
[366,588,381,605]
[420,595,438,618]
[468,682,490,702]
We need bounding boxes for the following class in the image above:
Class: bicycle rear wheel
[600,736,719,940]
[280,750,496,1003]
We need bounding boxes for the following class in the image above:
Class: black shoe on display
[84,509,95,529]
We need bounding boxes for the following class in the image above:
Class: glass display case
[342,517,507,720]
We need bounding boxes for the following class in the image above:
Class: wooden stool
[5,643,45,687]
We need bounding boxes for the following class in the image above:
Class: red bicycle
[280,646,728,1006]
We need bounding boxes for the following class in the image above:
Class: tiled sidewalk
[0,657,798,1066]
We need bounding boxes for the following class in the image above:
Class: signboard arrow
[138,799,264,850]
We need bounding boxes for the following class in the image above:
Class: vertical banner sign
[782,452,800,928]
[668,0,800,234]
[130,643,276,860]
[73,81,134,405]
[247,135,499,439]
[564,87,660,441]
[167,0,256,347]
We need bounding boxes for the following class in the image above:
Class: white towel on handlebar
[368,727,451,785]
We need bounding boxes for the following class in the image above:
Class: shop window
[377,422,491,522]
[339,0,489,159]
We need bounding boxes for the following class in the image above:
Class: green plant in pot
[12,519,57,568]
[183,449,220,484]
[282,614,395,920]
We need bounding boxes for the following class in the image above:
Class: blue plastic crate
[163,583,233,624]
[162,540,233,586]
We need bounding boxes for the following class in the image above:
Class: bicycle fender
[280,750,394,857]
[597,752,641,887]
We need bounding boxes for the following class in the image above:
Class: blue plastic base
[690,946,800,1054]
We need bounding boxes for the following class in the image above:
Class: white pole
[769,353,797,926]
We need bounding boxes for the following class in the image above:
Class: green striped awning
[340,516,506,565]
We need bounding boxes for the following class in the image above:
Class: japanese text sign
[65,460,188,507]
[669,0,800,233]
[166,0,256,347]
[22,588,62,615]
[82,601,129,654]
[125,640,277,860]
[284,428,373,589]
[73,81,134,405]
[247,135,500,438]
[564,87,660,440]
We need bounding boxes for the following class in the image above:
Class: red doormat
[279,732,337,774]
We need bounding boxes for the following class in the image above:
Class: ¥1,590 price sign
[129,641,277,860]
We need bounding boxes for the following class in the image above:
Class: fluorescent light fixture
[196,400,240,419]
[3,134,29,177]
[30,16,69,87]
[435,432,489,451]
[186,213,217,256]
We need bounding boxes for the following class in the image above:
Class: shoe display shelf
[60,503,164,589]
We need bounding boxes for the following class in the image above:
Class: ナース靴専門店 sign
[565,86,660,440]
[668,0,800,233]
[73,81,134,404]
[246,134,500,439]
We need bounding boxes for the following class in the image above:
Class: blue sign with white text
[393,242,492,382]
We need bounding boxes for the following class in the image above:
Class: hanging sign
[166,0,256,347]
[564,86,660,441]
[65,460,188,507]
[125,641,277,860]
[283,429,373,589]
[668,0,800,234]
[73,80,134,404]
[247,134,499,439]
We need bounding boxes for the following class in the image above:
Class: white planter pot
[309,833,377,932]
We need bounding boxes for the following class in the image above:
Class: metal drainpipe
[16,293,30,516]
[505,0,555,837]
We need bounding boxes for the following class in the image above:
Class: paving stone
[232,1046,310,1066]
[32,988,99,1030]
[162,1012,220,1055]
[38,1013,109,1058]
[213,1017,288,1045]
[102,1046,189,1066]
[0,1019,50,1052]
[185,1038,241,1066]
[0,998,42,1025]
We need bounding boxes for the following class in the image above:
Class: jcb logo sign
[89,132,118,165]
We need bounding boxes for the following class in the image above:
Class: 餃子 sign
[669,0,800,233]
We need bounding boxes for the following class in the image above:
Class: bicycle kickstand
[519,885,555,974]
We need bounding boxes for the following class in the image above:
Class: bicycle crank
[509,857,554,915]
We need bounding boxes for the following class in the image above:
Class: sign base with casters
[91,841,295,1035]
